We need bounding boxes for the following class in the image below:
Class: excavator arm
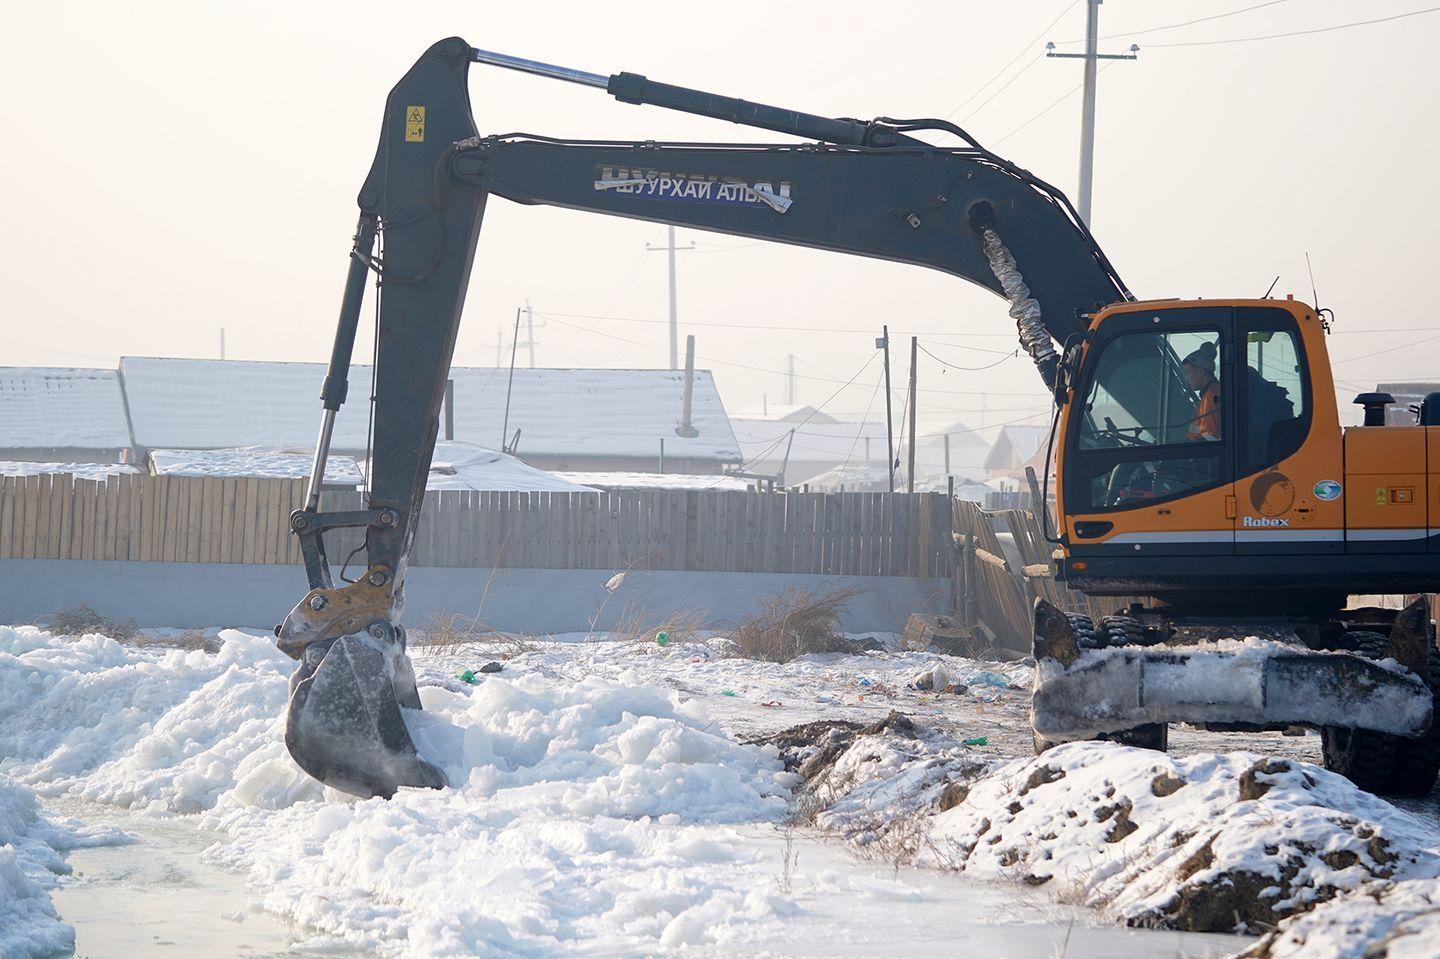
[273,37,1130,798]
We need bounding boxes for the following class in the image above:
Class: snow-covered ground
[0,625,1436,957]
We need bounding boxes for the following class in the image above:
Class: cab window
[1077,330,1223,450]
[1239,312,1307,474]
[1069,328,1227,511]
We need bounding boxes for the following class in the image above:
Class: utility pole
[501,307,521,452]
[646,226,695,369]
[219,328,226,360]
[878,327,895,493]
[907,336,918,495]
[525,300,536,368]
[786,354,797,405]
[1046,1,1138,226]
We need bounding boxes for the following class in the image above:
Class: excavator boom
[273,37,1134,798]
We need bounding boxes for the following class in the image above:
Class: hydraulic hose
[979,227,1059,389]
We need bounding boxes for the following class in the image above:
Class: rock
[1240,758,1292,801]
[479,661,503,674]
[901,613,989,656]
[1151,771,1187,797]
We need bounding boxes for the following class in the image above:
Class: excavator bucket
[285,635,447,799]
[276,574,446,799]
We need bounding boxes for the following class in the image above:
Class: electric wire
[707,352,881,488]
[1147,6,1440,47]
[993,60,1119,147]
[917,342,1020,372]
[837,368,886,477]
[537,313,1046,396]
[944,0,1082,119]
[1051,0,1292,44]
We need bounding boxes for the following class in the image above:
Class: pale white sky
[2,1,1437,441]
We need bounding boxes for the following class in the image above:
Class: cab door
[1064,306,1236,557]
[1232,306,1337,554]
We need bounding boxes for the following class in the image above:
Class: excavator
[275,38,1440,800]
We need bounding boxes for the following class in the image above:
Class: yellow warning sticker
[405,105,425,143]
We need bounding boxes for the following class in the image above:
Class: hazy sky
[3,1,1437,443]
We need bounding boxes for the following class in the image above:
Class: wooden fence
[952,499,1137,648]
[0,474,955,578]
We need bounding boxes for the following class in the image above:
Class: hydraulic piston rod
[306,213,378,511]
[470,47,608,88]
[469,47,922,148]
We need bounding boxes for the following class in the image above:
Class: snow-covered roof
[728,403,839,425]
[414,443,597,493]
[0,367,132,451]
[553,471,750,492]
[0,461,139,480]
[982,424,1049,471]
[149,448,365,484]
[120,357,739,462]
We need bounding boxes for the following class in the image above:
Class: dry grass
[414,610,540,660]
[48,603,138,641]
[608,596,713,648]
[730,586,864,662]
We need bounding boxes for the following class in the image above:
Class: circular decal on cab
[1313,480,1342,502]
[1252,471,1296,516]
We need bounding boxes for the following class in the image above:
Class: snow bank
[1,626,797,955]
[781,712,1440,940]
[926,744,1440,932]
[0,780,128,959]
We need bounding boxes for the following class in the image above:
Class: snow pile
[1238,877,1440,958]
[925,744,1440,932]
[402,441,597,493]
[205,673,792,954]
[2,626,802,955]
[0,625,314,812]
[0,780,129,959]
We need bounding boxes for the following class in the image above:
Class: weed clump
[48,603,138,641]
[730,586,864,662]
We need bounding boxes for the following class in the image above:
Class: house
[118,358,741,475]
[983,424,1049,477]
[729,411,988,487]
[0,367,133,463]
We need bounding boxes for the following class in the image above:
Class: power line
[1052,0,1291,44]
[958,54,1045,124]
[1332,332,1440,366]
[945,0,1082,119]
[713,353,881,486]
[839,369,885,473]
[918,341,1020,372]
[993,59,1119,147]
[537,313,1047,396]
[1148,6,1440,48]
[533,310,1021,349]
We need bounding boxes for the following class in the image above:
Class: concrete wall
[0,560,951,635]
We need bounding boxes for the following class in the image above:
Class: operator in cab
[1183,342,1221,442]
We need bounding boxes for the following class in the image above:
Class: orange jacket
[1189,380,1221,441]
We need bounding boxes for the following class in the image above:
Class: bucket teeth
[1388,596,1434,680]
[1033,599,1081,667]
